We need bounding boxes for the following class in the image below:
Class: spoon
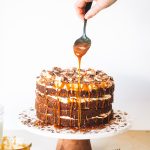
[73,2,93,58]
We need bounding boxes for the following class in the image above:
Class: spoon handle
[83,2,93,38]
[85,2,93,14]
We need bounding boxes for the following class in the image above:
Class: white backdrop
[0,0,150,130]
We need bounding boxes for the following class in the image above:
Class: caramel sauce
[77,57,82,128]
[54,82,70,126]
[57,93,61,126]
[87,91,90,108]
[74,43,90,58]
[74,42,91,128]
[0,137,31,150]
[70,100,73,127]
[102,97,105,108]
[45,95,48,124]
[96,90,99,110]
[56,83,65,126]
[53,105,56,125]
[44,84,48,124]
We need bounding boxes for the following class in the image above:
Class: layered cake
[35,67,114,128]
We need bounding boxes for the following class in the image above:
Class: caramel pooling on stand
[0,136,30,150]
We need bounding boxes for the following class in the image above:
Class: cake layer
[36,93,113,110]
[36,82,114,98]
[36,110,113,128]
[36,90,112,103]
[35,101,112,119]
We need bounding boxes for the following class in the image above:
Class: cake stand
[19,108,131,150]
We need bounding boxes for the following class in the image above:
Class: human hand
[75,0,117,19]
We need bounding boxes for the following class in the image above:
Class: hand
[75,0,117,19]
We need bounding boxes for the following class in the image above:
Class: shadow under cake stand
[19,108,131,150]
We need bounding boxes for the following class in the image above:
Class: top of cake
[36,67,114,91]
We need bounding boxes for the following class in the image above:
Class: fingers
[75,0,93,20]
[85,3,102,19]
[84,0,117,19]
[75,0,117,20]
[99,0,117,9]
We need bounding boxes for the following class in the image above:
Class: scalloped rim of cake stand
[19,108,131,140]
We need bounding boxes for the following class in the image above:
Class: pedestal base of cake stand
[56,139,92,150]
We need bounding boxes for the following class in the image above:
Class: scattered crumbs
[124,112,128,115]
[19,108,130,135]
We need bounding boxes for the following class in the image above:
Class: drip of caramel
[45,100,48,123]
[70,100,73,127]
[56,83,65,126]
[96,90,99,110]
[53,106,56,125]
[45,89,48,124]
[57,92,61,126]
[74,42,91,128]
[0,137,31,150]
[88,91,91,108]
[77,57,82,128]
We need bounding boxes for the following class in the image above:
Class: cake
[35,67,114,128]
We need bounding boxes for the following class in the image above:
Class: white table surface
[3,130,150,150]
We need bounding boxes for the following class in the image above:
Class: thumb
[85,0,117,19]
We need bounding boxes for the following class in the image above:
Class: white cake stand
[19,108,131,150]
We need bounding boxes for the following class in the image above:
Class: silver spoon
[73,2,92,58]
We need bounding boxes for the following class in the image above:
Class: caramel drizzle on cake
[35,67,114,128]
[77,57,81,128]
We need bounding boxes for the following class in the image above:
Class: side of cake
[35,67,114,128]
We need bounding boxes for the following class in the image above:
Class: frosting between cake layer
[36,90,111,103]
[60,110,112,120]
[38,110,112,120]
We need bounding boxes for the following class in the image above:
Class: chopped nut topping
[86,68,96,76]
[37,67,113,84]
[94,75,102,82]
